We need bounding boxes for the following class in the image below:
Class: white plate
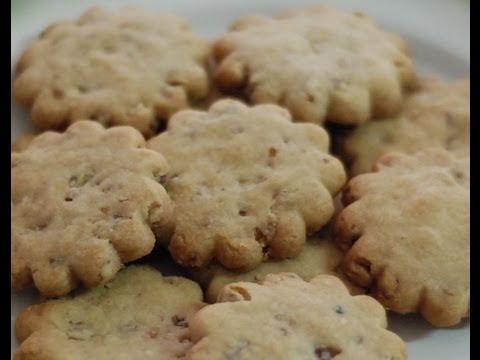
[11,0,470,358]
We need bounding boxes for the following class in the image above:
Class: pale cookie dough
[190,235,362,303]
[12,121,174,297]
[334,148,469,327]
[212,5,417,125]
[338,77,470,176]
[12,133,38,152]
[13,6,210,137]
[148,99,346,271]
[14,266,205,360]
[186,273,407,359]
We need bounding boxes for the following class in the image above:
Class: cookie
[190,234,362,303]
[334,148,469,326]
[14,266,205,360]
[148,99,346,270]
[13,6,210,137]
[337,77,470,176]
[12,120,174,297]
[12,133,38,152]
[186,273,407,359]
[212,5,417,125]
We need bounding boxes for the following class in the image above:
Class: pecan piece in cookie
[148,99,346,270]
[335,148,469,326]
[12,121,174,297]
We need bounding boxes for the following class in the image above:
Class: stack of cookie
[11,5,469,359]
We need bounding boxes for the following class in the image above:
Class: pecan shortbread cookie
[13,6,210,137]
[148,99,346,271]
[14,266,205,360]
[335,148,470,326]
[338,77,470,175]
[12,121,174,297]
[212,5,417,125]
[186,273,407,359]
[190,234,362,303]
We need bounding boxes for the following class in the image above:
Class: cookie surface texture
[12,121,174,297]
[334,148,470,326]
[338,77,470,175]
[212,5,417,125]
[13,6,210,137]
[12,133,38,152]
[190,235,362,303]
[186,273,407,359]
[14,266,205,360]
[148,99,346,270]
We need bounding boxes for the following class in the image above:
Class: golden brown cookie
[212,5,417,125]
[14,266,205,360]
[12,121,174,297]
[148,99,346,271]
[186,273,407,359]
[334,148,469,327]
[189,233,362,303]
[13,6,210,137]
[337,77,470,176]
